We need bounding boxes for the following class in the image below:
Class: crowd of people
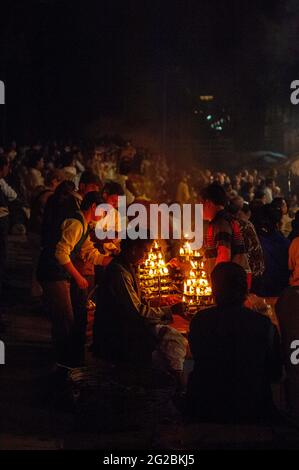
[1,138,299,425]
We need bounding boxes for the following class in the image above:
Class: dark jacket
[186,304,282,423]
[257,231,290,297]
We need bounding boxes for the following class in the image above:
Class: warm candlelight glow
[179,238,213,309]
[138,241,174,302]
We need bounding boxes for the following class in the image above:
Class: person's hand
[75,274,89,290]
[171,302,187,317]
[102,255,113,267]
[168,258,180,268]
[168,258,191,274]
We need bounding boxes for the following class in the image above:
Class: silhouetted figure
[186,262,282,424]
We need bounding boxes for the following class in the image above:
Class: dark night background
[1,0,299,161]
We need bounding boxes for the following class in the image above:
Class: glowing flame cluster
[179,241,201,258]
[183,261,212,303]
[144,241,169,277]
[180,243,213,307]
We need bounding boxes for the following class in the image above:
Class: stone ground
[1,234,299,450]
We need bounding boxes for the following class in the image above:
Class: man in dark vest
[37,190,111,370]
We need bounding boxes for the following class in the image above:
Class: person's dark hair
[61,151,75,168]
[271,197,288,211]
[242,201,251,215]
[0,155,9,170]
[102,181,125,197]
[48,180,77,218]
[27,150,43,169]
[53,179,76,202]
[254,189,265,200]
[200,183,227,207]
[81,191,103,211]
[229,197,250,216]
[119,159,133,175]
[211,262,248,306]
[79,170,101,187]
[44,169,65,187]
[41,180,77,247]
[120,230,153,253]
[227,199,240,216]
[223,182,232,192]
[258,179,266,190]
[253,204,281,236]
[265,177,274,187]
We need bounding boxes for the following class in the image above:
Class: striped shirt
[204,210,249,275]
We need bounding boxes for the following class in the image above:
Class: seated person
[186,262,282,424]
[93,235,187,380]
